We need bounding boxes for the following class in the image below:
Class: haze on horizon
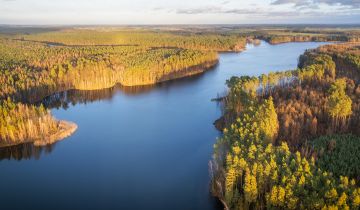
[1,0,360,25]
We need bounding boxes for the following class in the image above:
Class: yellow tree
[244,169,258,203]
[257,97,279,144]
[327,79,352,129]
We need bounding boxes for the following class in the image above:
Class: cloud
[176,7,302,17]
[176,7,258,15]
[317,0,360,7]
[152,7,163,11]
[176,6,223,14]
[173,0,360,19]
[271,0,312,6]
[271,0,360,8]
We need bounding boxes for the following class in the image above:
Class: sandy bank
[34,121,78,146]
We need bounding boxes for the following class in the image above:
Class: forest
[211,42,360,209]
[18,29,246,52]
[251,28,360,45]
[0,28,239,147]
[0,37,219,101]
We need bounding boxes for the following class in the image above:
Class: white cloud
[272,0,360,8]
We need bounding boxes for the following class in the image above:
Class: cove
[0,41,327,210]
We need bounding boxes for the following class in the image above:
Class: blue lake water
[0,41,327,210]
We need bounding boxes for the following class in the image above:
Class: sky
[1,0,360,25]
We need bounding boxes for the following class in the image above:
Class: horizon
[1,23,360,27]
[1,0,360,25]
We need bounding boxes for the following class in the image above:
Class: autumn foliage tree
[327,78,352,130]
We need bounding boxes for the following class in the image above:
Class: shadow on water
[0,143,56,161]
[41,64,218,109]
[2,63,218,160]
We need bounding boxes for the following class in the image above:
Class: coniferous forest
[211,42,360,209]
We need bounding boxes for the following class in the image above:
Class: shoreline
[0,120,77,148]
[266,39,337,45]
[159,60,219,83]
[119,59,220,87]
[23,59,221,103]
[0,59,218,148]
[34,121,78,146]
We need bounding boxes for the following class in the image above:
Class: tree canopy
[212,42,360,210]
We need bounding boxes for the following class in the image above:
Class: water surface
[0,41,327,210]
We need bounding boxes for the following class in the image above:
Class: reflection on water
[41,86,119,109]
[40,85,158,109]
[41,70,214,109]
[0,143,56,161]
[40,85,169,109]
[8,70,214,160]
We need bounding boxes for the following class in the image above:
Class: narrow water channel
[0,41,327,210]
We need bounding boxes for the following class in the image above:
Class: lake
[0,41,327,210]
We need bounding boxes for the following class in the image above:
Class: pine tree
[244,169,258,203]
[327,79,352,127]
[257,97,279,144]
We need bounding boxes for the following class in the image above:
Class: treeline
[254,29,360,44]
[119,48,218,86]
[0,38,218,102]
[21,29,246,52]
[261,35,348,45]
[212,43,360,209]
